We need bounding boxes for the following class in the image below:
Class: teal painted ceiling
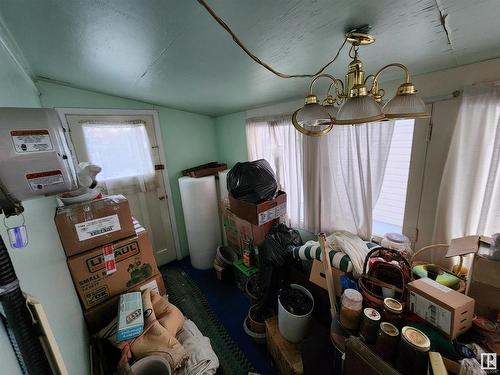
[1,0,499,116]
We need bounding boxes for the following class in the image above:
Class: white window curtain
[434,85,500,242]
[82,122,157,195]
[246,116,395,239]
[246,115,305,229]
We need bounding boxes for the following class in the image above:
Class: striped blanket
[292,241,380,273]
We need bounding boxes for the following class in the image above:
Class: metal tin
[360,308,381,344]
[375,322,399,363]
[397,326,431,375]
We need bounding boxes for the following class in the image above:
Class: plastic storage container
[340,289,363,331]
[131,355,171,375]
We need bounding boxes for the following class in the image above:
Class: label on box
[11,129,53,153]
[86,240,139,273]
[420,277,452,293]
[257,202,287,225]
[103,244,117,275]
[409,291,451,334]
[85,285,110,307]
[26,170,65,191]
[139,279,159,294]
[75,214,121,241]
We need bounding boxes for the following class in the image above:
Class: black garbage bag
[257,224,303,314]
[260,223,303,267]
[227,159,278,203]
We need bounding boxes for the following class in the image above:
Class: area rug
[161,266,255,375]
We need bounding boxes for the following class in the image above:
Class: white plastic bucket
[59,188,101,205]
[278,284,314,343]
[131,355,171,375]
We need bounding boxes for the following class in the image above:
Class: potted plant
[278,284,314,343]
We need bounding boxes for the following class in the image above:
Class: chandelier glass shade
[292,95,333,136]
[335,94,385,125]
[292,32,430,136]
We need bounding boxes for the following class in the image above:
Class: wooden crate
[265,317,303,375]
[182,162,227,177]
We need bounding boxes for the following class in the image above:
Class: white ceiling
[1,0,500,116]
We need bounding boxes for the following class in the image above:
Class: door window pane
[82,123,154,181]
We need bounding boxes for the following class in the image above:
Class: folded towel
[176,319,219,375]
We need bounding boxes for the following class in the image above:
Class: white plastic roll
[217,169,230,200]
[217,170,230,246]
[179,176,221,269]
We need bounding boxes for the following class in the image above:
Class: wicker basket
[358,247,412,309]
[410,243,466,293]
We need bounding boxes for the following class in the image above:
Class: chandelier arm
[308,74,342,96]
[370,63,411,93]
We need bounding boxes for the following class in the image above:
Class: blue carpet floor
[170,257,276,375]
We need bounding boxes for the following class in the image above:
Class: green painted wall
[0,52,89,373]
[37,81,218,257]
[215,111,248,167]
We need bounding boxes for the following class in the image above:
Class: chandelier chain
[197,0,347,78]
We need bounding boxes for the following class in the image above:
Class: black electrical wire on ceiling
[196,0,348,78]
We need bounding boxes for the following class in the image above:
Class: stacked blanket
[99,288,219,374]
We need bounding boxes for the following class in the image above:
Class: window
[247,116,413,239]
[373,119,415,234]
[82,122,155,182]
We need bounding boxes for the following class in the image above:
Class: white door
[61,110,178,266]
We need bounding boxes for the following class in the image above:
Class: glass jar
[339,289,363,332]
[396,326,431,375]
[359,307,381,344]
[382,298,403,328]
[375,322,399,363]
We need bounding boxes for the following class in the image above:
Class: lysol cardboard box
[223,207,277,256]
[467,255,500,321]
[309,260,345,297]
[67,225,159,309]
[229,190,286,226]
[84,273,165,333]
[408,278,475,339]
[55,195,135,257]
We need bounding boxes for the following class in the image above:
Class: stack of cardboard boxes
[224,190,287,257]
[54,195,165,332]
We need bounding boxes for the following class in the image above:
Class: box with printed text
[55,195,135,257]
[67,224,159,309]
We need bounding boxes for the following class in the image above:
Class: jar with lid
[382,298,403,328]
[339,289,363,332]
[359,307,381,344]
[396,326,430,375]
[375,322,399,363]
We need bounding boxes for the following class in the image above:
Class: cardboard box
[229,191,286,226]
[67,226,159,309]
[467,255,500,321]
[55,195,135,257]
[408,278,475,339]
[84,273,165,333]
[265,316,303,375]
[309,259,345,297]
[223,208,277,256]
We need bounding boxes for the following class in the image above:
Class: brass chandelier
[292,32,429,137]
